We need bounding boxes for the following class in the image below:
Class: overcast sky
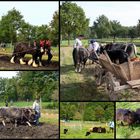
[0,71,18,78]
[73,1,140,27]
[0,1,58,26]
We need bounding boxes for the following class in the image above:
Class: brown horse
[116,108,137,129]
[10,42,47,67]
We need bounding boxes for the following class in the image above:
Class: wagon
[94,51,140,100]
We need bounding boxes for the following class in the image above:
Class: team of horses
[72,42,137,72]
[10,42,52,67]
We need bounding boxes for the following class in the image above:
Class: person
[33,98,41,125]
[108,121,114,133]
[88,39,100,54]
[45,39,53,65]
[10,100,13,106]
[40,39,45,53]
[33,40,41,55]
[5,100,8,107]
[73,35,84,49]
[87,39,100,61]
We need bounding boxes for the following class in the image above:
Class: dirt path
[0,123,59,139]
[0,55,58,70]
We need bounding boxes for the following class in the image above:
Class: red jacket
[45,40,51,47]
[40,40,45,47]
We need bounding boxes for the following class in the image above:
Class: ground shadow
[60,63,110,101]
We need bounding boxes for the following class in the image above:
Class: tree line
[60,102,114,122]
[0,71,59,102]
[0,8,59,46]
[60,2,140,45]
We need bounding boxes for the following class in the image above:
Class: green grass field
[60,120,114,139]
[0,101,58,109]
[60,46,108,101]
[116,102,140,139]
[61,38,140,47]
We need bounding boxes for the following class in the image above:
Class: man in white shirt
[33,98,41,125]
[108,121,114,133]
[73,35,84,49]
[88,39,100,60]
[88,39,100,53]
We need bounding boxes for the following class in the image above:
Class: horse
[99,43,137,64]
[72,47,89,72]
[105,49,128,64]
[10,42,49,67]
[135,108,140,124]
[85,127,106,136]
[101,43,137,58]
[116,108,137,129]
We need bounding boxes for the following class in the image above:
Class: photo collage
[0,1,140,139]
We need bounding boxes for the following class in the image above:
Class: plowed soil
[0,123,59,139]
[0,55,59,70]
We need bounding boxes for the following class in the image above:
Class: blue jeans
[35,112,40,125]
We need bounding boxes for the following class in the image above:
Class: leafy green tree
[49,11,59,46]
[128,26,137,42]
[93,15,112,38]
[0,8,24,43]
[17,22,36,43]
[60,102,114,122]
[110,20,122,42]
[35,25,50,41]
[0,71,58,102]
[60,102,77,120]
[60,2,89,46]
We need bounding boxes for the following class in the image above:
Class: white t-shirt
[73,38,82,49]
[33,101,40,113]
[88,42,100,52]
[109,121,114,128]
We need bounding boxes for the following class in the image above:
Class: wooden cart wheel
[104,72,118,100]
[94,65,104,86]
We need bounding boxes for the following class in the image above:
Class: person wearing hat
[88,39,100,53]
[73,35,84,49]
[88,39,100,60]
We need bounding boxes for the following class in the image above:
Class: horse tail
[72,48,78,67]
[133,43,137,57]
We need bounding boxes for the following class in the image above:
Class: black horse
[101,43,137,57]
[85,127,106,136]
[10,42,51,67]
[99,43,137,64]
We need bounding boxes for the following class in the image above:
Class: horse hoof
[32,61,38,67]
[32,64,38,67]
[28,59,33,65]
[20,62,26,65]
[39,62,42,67]
[75,69,78,73]
[10,56,15,63]
[78,69,81,73]
[20,59,26,65]
[10,60,15,64]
